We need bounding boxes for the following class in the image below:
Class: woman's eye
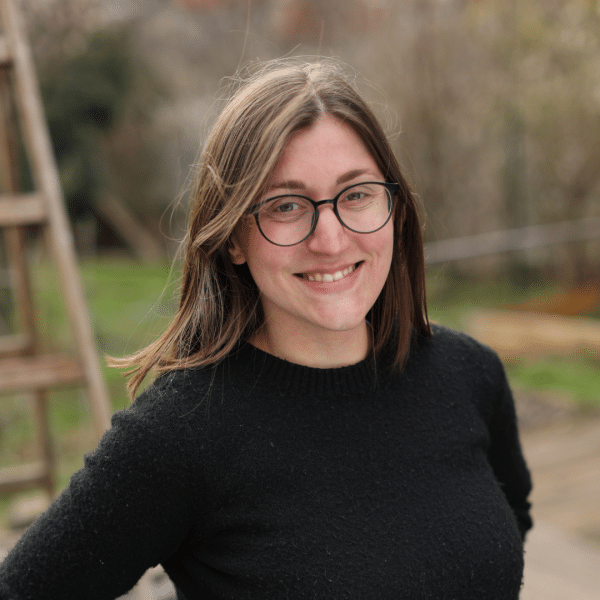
[345,191,366,202]
[342,190,372,204]
[261,198,310,221]
[274,202,300,213]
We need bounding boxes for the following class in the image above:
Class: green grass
[0,258,179,522]
[426,266,600,408]
[505,354,600,409]
[425,266,555,329]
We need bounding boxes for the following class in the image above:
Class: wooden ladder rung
[0,354,84,392]
[0,34,10,67]
[0,333,33,358]
[0,192,47,227]
[0,461,48,493]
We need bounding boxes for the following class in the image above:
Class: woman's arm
[0,385,200,600]
[487,361,533,541]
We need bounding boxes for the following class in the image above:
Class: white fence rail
[424,217,600,264]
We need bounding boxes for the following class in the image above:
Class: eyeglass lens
[257,182,393,246]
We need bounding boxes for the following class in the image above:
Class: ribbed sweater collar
[229,342,380,398]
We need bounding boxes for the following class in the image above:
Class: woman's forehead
[265,117,381,187]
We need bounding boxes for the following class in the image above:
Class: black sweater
[0,325,532,599]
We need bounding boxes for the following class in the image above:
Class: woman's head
[117,58,430,397]
[227,114,397,365]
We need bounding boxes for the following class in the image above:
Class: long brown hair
[111,58,431,400]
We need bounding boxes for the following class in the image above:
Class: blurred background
[0,0,599,597]
[15,0,600,269]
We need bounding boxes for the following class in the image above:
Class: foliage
[25,1,168,229]
[40,28,133,218]
[342,0,600,282]
[16,0,600,278]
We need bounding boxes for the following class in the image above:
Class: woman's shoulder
[405,324,512,423]
[410,322,505,378]
[131,364,221,416]
[425,322,500,357]
[96,368,217,455]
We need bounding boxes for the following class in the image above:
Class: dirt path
[521,416,600,542]
[517,401,600,599]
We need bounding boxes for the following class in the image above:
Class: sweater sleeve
[486,355,533,541]
[0,383,200,600]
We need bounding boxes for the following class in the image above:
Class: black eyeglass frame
[248,181,400,247]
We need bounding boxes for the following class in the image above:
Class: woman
[0,58,532,600]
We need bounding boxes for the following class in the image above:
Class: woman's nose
[306,205,349,254]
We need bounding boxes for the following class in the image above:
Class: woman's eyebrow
[267,169,376,193]
[266,179,306,192]
[336,168,373,186]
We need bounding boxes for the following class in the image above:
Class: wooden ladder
[0,0,112,498]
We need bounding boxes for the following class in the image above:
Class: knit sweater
[0,325,532,600]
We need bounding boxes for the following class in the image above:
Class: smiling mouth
[297,262,363,282]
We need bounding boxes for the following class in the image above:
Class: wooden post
[0,0,113,498]
[0,0,111,436]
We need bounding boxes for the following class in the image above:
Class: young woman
[0,58,532,600]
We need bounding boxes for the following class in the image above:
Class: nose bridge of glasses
[313,196,337,213]
[314,197,336,207]
[307,200,349,252]
[313,197,343,228]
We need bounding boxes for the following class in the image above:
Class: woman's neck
[249,320,372,368]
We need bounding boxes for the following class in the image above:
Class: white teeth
[304,264,357,282]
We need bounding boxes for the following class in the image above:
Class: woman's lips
[297,262,362,282]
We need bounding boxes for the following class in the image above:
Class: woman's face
[229,115,394,355]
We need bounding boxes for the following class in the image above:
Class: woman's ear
[228,235,247,265]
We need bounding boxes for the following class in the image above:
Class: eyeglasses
[247,181,399,247]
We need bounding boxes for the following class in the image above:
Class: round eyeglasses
[248,181,399,247]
